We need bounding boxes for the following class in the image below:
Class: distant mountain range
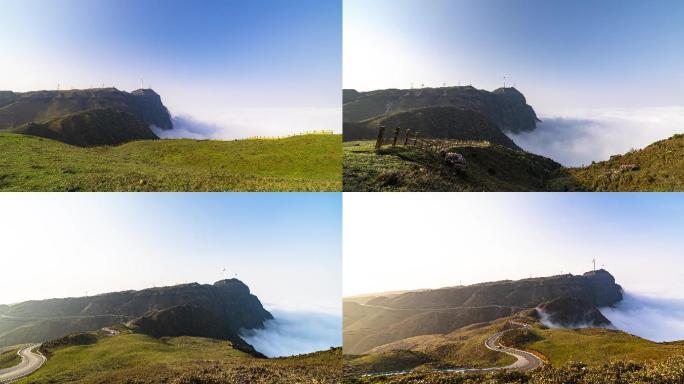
[0,88,172,146]
[0,279,272,355]
[344,270,622,354]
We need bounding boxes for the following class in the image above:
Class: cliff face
[11,108,159,147]
[343,86,539,133]
[536,297,612,327]
[0,279,272,348]
[127,304,267,357]
[0,88,173,130]
[367,269,622,310]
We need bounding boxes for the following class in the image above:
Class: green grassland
[0,132,341,191]
[343,141,565,192]
[563,134,684,191]
[344,134,684,192]
[346,319,519,376]
[0,346,21,369]
[19,330,341,384]
[345,312,684,383]
[523,327,684,366]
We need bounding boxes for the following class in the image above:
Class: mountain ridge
[343,86,539,133]
[0,279,272,349]
[0,88,173,131]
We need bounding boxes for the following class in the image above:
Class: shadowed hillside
[343,107,521,150]
[0,88,172,131]
[343,86,539,133]
[11,108,158,147]
[344,270,622,355]
[0,279,272,349]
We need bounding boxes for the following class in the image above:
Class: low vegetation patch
[344,141,564,191]
[0,347,21,369]
[344,357,684,384]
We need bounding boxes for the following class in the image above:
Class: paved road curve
[483,322,543,371]
[361,321,543,377]
[0,344,46,383]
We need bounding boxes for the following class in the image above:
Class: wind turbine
[503,74,508,88]
[592,258,596,272]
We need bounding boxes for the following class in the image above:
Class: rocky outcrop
[128,304,266,357]
[536,297,612,327]
[11,108,158,147]
[0,88,173,130]
[343,86,540,133]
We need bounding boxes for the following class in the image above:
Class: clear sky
[344,193,684,298]
[344,0,684,112]
[0,193,341,314]
[0,0,341,137]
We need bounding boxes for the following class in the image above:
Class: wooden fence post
[392,127,400,147]
[375,125,386,149]
[403,129,411,146]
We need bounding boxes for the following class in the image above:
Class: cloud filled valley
[600,292,684,342]
[240,309,342,358]
[507,106,684,167]
[152,107,341,141]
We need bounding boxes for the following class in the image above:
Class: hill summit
[343,86,540,133]
[0,279,273,349]
[0,88,172,131]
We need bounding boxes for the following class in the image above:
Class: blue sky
[0,0,341,137]
[344,0,684,112]
[345,193,684,298]
[0,193,342,314]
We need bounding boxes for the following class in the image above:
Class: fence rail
[375,125,487,153]
[245,130,335,140]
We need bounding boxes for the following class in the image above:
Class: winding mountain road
[0,344,46,383]
[483,322,543,371]
[361,321,543,377]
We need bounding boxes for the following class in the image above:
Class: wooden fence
[245,130,335,140]
[375,125,486,153]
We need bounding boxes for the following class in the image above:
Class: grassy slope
[562,134,684,191]
[344,141,563,191]
[0,346,21,369]
[0,133,341,191]
[346,319,516,375]
[525,327,684,366]
[19,332,341,384]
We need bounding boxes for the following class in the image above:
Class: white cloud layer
[601,292,684,342]
[152,107,341,141]
[240,309,341,358]
[507,106,684,167]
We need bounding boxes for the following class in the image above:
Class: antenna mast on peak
[503,74,508,88]
[140,77,144,90]
[592,258,596,272]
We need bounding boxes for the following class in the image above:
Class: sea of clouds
[507,106,684,167]
[537,291,684,342]
[600,292,684,342]
[240,309,342,358]
[151,107,341,141]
